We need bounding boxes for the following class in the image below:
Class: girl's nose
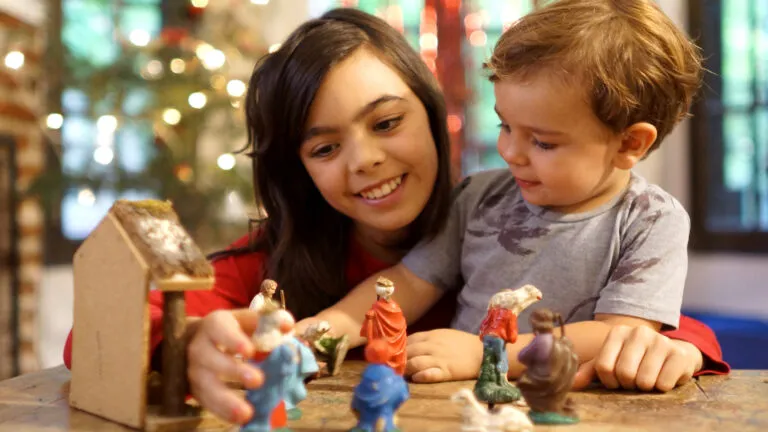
[349,137,386,173]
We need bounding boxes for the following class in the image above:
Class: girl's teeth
[361,176,403,200]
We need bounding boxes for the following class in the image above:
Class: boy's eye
[532,138,556,150]
[373,115,404,133]
[310,143,340,158]
[497,122,511,133]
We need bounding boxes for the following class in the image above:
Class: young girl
[62,8,727,425]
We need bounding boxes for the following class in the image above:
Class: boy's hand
[187,309,269,424]
[572,325,702,392]
[406,329,483,383]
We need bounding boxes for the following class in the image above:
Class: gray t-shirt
[402,169,690,334]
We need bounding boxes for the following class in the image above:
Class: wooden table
[0,362,766,431]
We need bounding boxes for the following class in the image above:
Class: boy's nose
[498,138,528,167]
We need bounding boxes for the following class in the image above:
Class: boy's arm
[315,263,444,348]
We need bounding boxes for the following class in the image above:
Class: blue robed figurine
[350,339,410,432]
[284,336,320,420]
[242,306,296,432]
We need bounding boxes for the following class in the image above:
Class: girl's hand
[572,325,702,392]
[406,329,483,383]
[187,309,266,424]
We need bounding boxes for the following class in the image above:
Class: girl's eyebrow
[304,94,406,141]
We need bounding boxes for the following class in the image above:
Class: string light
[226,80,246,97]
[268,43,281,53]
[188,92,207,109]
[163,108,182,125]
[217,153,236,170]
[4,51,24,70]
[210,75,227,90]
[469,30,487,47]
[46,113,64,129]
[97,115,118,132]
[251,0,270,4]
[170,58,186,74]
[201,49,225,70]
[77,188,96,206]
[419,33,438,51]
[129,29,151,47]
[93,146,114,165]
[190,0,209,7]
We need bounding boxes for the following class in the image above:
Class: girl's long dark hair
[215,8,452,320]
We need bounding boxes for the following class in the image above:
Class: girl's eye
[373,115,404,132]
[497,122,511,133]
[310,143,340,158]
[532,138,556,150]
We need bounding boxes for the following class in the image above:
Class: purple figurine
[517,308,579,425]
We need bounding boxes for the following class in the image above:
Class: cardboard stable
[69,201,217,430]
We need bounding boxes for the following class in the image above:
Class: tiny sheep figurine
[249,279,279,311]
[301,321,350,377]
[360,277,406,375]
[451,388,533,432]
[517,308,579,425]
[474,285,542,406]
[241,304,296,432]
[350,339,409,432]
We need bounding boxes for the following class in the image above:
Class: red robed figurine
[360,277,407,375]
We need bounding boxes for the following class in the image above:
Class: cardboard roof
[108,199,214,282]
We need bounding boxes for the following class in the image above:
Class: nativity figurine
[284,336,319,420]
[474,285,542,406]
[451,388,533,432]
[249,279,279,311]
[350,339,409,432]
[360,277,406,375]
[517,308,579,425]
[241,304,295,432]
[301,320,350,377]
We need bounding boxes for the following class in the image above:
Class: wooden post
[161,291,187,416]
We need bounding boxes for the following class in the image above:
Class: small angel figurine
[517,308,579,425]
[249,279,278,311]
[360,277,406,375]
[302,321,350,377]
[241,304,295,432]
[474,285,542,406]
[350,339,409,432]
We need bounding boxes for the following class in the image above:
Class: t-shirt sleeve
[595,196,690,329]
[662,315,731,376]
[401,176,474,291]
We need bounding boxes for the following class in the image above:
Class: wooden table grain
[0,362,766,431]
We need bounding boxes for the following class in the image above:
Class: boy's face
[493,74,631,214]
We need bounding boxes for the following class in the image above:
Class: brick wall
[0,11,44,377]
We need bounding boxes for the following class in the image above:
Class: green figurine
[301,321,350,377]
[517,308,579,425]
[474,285,542,407]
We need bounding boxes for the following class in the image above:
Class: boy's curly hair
[485,0,703,154]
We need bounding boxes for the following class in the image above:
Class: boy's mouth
[356,174,405,200]
[515,178,540,189]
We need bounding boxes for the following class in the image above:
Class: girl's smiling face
[300,48,438,244]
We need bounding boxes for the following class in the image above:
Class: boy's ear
[613,122,658,170]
